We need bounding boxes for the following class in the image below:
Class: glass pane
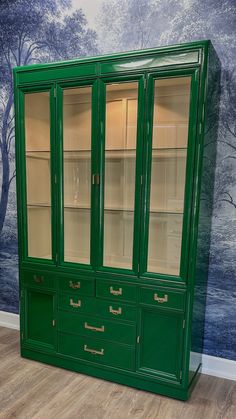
[104,82,138,269]
[63,86,91,264]
[25,92,51,259]
[147,77,191,275]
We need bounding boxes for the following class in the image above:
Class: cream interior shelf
[26,148,187,160]
[27,202,183,214]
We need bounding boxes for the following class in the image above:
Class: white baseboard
[201,354,236,381]
[0,311,235,381]
[0,310,20,330]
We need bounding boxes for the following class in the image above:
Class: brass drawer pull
[154,293,168,303]
[69,280,81,289]
[109,306,122,315]
[33,275,44,284]
[69,298,81,308]
[84,345,104,356]
[110,286,122,296]
[84,322,105,332]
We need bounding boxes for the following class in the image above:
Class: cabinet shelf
[26,148,187,160]
[62,204,183,214]
[28,203,51,208]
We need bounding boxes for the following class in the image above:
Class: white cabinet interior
[25,92,52,259]
[63,86,92,264]
[147,77,191,275]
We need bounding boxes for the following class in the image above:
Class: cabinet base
[21,347,192,401]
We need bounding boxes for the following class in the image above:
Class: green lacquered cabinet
[14,40,220,400]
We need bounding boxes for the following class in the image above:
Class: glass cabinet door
[101,80,141,271]
[62,85,93,266]
[24,90,53,260]
[145,76,192,277]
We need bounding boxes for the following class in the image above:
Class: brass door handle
[154,293,168,303]
[33,275,44,284]
[110,286,122,296]
[69,281,81,289]
[84,322,105,332]
[109,306,122,315]
[69,298,81,308]
[84,345,104,356]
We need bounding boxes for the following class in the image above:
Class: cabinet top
[14,39,211,85]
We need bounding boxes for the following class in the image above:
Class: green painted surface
[139,286,185,311]
[96,279,137,303]
[14,40,218,400]
[58,276,95,296]
[59,294,137,322]
[22,270,55,290]
[138,308,183,382]
[26,290,54,346]
[58,333,135,371]
[58,311,136,346]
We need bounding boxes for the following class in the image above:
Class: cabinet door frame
[97,74,145,276]
[139,67,200,282]
[16,84,57,266]
[137,306,185,383]
[22,287,57,351]
[56,79,99,271]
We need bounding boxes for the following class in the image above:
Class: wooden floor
[0,327,235,419]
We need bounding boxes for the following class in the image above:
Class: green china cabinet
[14,40,220,400]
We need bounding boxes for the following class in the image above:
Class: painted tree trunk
[0,92,14,239]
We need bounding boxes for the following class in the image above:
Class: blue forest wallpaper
[0,0,236,360]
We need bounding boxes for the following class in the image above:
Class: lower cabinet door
[24,288,56,350]
[137,308,184,382]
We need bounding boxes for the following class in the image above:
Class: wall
[0,0,235,361]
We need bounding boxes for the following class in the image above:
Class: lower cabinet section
[24,288,56,349]
[138,308,184,382]
[58,333,135,371]
[21,273,190,399]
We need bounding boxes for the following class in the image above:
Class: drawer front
[96,299,137,322]
[96,280,137,303]
[22,270,55,289]
[140,287,185,311]
[58,333,135,371]
[58,311,136,346]
[59,276,95,296]
[59,294,137,322]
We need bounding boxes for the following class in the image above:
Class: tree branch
[219,192,236,209]
[9,169,16,186]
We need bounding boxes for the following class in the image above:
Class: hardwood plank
[0,327,235,419]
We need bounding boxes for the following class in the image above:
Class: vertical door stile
[51,83,57,265]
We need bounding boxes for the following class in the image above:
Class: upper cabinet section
[15,41,211,281]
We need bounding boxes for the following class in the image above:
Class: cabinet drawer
[96,280,137,303]
[140,287,185,311]
[22,271,55,289]
[58,276,95,296]
[58,333,135,371]
[58,311,136,346]
[59,294,137,322]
